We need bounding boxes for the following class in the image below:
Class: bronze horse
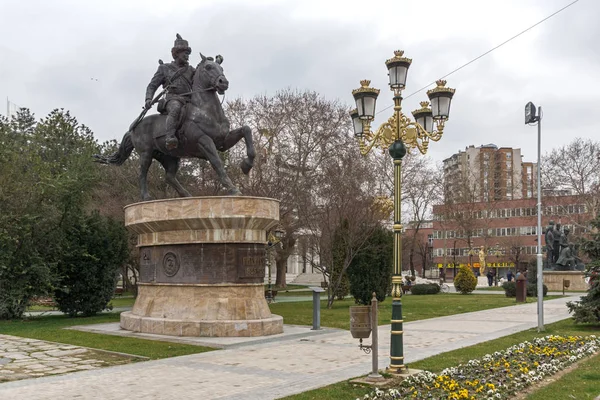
[94,53,255,200]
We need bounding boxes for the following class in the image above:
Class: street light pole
[525,101,544,332]
[265,228,284,304]
[351,51,456,373]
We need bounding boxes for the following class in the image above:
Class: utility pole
[525,101,544,332]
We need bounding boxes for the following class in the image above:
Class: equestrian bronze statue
[94,34,255,200]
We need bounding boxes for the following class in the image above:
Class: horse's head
[195,53,229,94]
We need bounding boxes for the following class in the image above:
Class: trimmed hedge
[410,283,441,295]
[502,281,517,297]
[502,281,548,297]
[527,283,548,297]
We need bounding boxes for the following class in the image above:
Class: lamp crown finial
[436,79,447,87]
[394,50,404,57]
[360,79,371,88]
[419,101,430,108]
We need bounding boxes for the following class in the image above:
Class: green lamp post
[350,50,455,372]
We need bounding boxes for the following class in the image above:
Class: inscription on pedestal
[139,244,266,284]
[238,251,266,280]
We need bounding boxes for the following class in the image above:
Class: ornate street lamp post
[350,50,455,373]
[266,228,284,304]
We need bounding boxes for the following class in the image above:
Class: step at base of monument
[120,312,283,337]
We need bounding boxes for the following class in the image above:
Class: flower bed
[360,335,599,400]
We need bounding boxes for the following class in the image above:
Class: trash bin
[350,306,372,339]
[516,274,527,303]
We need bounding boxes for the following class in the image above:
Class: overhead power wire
[376,0,581,115]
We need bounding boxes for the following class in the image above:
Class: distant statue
[94,34,256,200]
[556,243,578,271]
[552,223,562,263]
[478,247,486,275]
[559,227,570,251]
[544,221,555,268]
[555,228,579,271]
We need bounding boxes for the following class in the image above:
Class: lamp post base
[389,297,405,371]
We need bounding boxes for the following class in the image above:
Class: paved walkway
[0,336,138,383]
[0,296,579,400]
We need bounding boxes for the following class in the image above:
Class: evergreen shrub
[454,265,477,294]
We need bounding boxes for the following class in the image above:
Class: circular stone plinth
[121,283,283,337]
[120,312,283,337]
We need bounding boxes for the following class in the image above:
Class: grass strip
[269,294,562,330]
[0,313,215,360]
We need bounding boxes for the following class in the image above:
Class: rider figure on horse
[145,34,195,150]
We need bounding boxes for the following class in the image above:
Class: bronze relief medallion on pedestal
[162,252,180,277]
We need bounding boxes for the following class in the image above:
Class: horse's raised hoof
[227,187,242,196]
[240,159,254,175]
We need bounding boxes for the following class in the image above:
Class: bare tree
[301,144,388,307]
[224,89,353,288]
[498,236,533,272]
[402,154,440,277]
[542,138,600,223]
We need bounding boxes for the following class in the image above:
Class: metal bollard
[310,287,325,330]
[368,292,382,380]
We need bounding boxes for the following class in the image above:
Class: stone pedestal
[543,271,588,291]
[120,196,283,337]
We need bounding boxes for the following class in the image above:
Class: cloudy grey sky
[0,0,597,163]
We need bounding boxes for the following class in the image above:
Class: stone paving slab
[0,335,142,384]
[0,296,579,400]
[68,322,338,349]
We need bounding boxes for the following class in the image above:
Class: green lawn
[281,318,600,400]
[475,286,505,291]
[109,296,136,308]
[270,294,562,330]
[526,352,600,400]
[0,313,214,360]
[26,296,137,312]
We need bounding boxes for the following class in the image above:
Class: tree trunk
[275,258,287,288]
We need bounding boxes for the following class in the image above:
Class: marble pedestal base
[119,196,283,337]
[120,283,283,337]
[543,271,588,291]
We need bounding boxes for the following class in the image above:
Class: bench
[114,288,124,296]
[30,297,57,307]
[401,285,412,294]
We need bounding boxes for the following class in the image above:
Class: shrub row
[410,283,441,295]
[501,281,548,297]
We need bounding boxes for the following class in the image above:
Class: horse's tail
[93,131,134,166]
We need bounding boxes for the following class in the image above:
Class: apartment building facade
[443,144,538,203]
[430,195,591,279]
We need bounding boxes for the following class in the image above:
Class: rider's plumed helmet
[171,33,191,58]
